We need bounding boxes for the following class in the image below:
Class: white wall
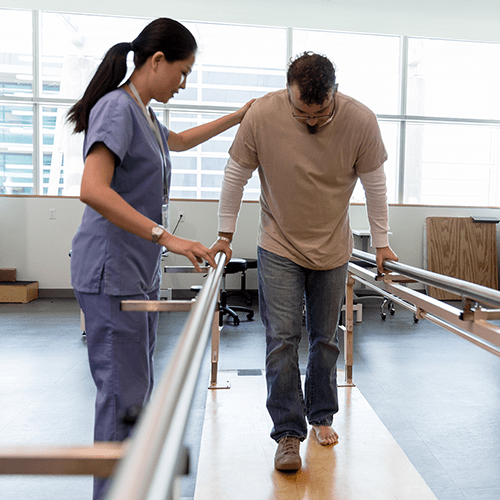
[0,196,260,291]
[0,197,84,289]
[1,196,499,292]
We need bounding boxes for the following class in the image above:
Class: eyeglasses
[291,106,334,121]
[289,83,338,122]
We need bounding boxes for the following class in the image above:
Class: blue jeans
[258,247,348,442]
[75,282,159,500]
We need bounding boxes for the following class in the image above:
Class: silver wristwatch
[151,224,165,244]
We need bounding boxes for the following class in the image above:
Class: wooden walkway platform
[194,371,437,500]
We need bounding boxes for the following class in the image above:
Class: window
[350,121,400,204]
[0,10,32,98]
[0,10,33,194]
[40,13,148,99]
[404,38,500,206]
[177,22,287,107]
[167,21,286,200]
[169,111,261,200]
[0,104,33,195]
[1,10,146,195]
[41,104,84,196]
[405,123,500,206]
[407,38,500,121]
[293,29,401,115]
[1,8,499,207]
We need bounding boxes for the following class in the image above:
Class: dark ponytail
[67,42,131,133]
[67,18,197,134]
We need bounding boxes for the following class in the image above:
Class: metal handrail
[352,249,500,309]
[106,252,226,500]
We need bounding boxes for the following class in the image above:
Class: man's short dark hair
[287,52,336,106]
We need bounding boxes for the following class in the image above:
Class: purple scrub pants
[75,284,160,500]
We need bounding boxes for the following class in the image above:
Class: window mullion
[32,10,41,195]
[398,36,409,204]
[286,27,293,67]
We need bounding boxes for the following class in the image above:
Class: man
[211,52,398,471]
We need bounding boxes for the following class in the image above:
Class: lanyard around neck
[128,82,169,200]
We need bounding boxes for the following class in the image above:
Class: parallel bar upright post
[344,273,355,385]
[210,293,220,387]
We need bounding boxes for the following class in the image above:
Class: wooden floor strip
[194,371,437,500]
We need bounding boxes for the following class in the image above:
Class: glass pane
[350,120,399,204]
[0,9,33,97]
[0,104,33,194]
[407,38,500,120]
[41,105,84,196]
[178,22,287,107]
[404,123,500,206]
[41,12,149,98]
[169,111,259,200]
[293,29,401,115]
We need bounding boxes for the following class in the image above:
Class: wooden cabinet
[426,216,498,300]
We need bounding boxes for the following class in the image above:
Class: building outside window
[1,8,499,207]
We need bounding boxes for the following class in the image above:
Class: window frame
[1,9,500,207]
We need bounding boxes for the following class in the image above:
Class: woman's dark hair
[67,18,197,133]
[286,51,336,106]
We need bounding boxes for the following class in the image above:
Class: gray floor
[1,295,499,500]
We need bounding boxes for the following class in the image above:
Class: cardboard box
[0,281,39,303]
[0,268,17,282]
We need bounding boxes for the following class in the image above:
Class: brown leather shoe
[274,436,302,471]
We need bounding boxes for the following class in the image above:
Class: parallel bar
[164,266,209,273]
[0,443,124,477]
[349,266,419,314]
[0,257,225,486]
[348,261,500,357]
[421,314,500,358]
[352,249,500,308]
[484,310,500,320]
[106,253,226,500]
[121,300,194,312]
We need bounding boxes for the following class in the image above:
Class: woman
[67,18,252,499]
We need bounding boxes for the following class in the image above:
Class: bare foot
[312,425,339,446]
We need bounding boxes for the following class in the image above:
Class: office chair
[224,257,256,306]
[219,258,255,326]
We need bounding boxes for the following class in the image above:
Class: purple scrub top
[71,89,171,296]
